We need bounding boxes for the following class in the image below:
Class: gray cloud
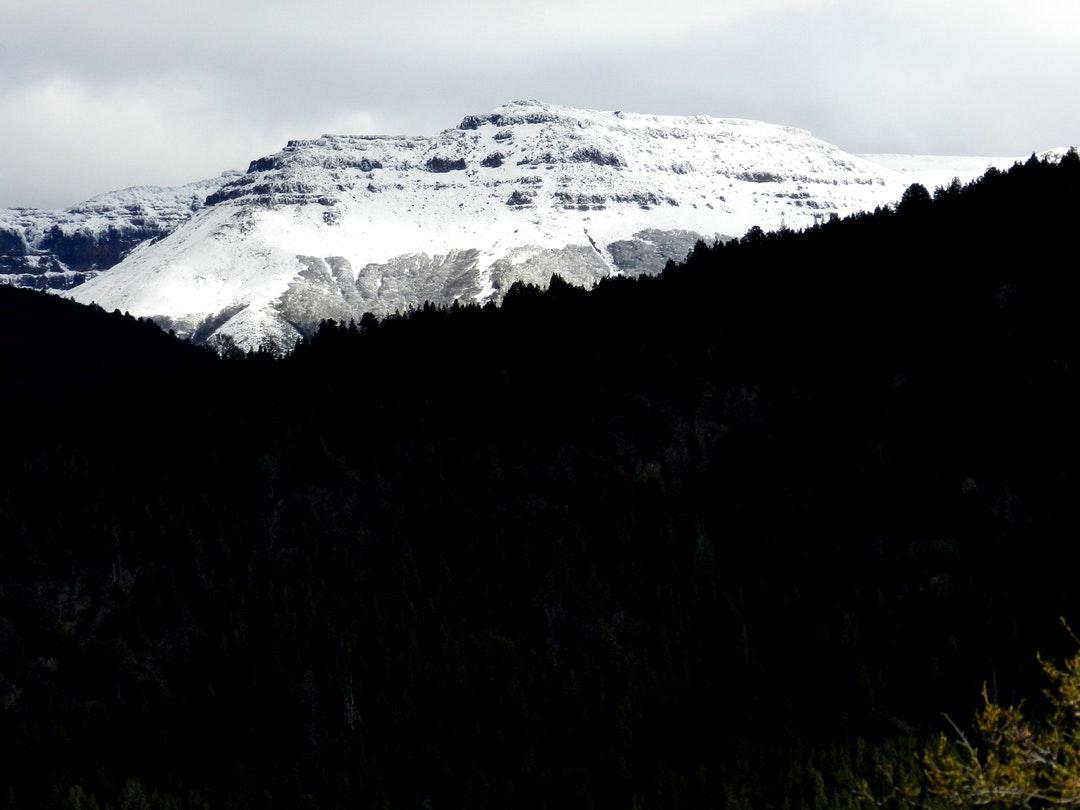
[3,0,1077,207]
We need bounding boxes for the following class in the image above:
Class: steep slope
[0,175,235,290]
[66,101,1025,350]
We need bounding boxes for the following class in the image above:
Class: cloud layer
[3,0,1078,207]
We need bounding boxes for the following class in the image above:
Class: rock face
[0,176,232,291]
[59,101,1029,351]
[608,229,712,276]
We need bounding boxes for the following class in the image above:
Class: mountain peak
[0,102,1018,352]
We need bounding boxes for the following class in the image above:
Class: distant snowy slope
[59,101,1046,351]
[859,153,1019,174]
[858,153,1022,190]
[858,149,1078,190]
[0,175,235,291]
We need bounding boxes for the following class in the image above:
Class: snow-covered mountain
[42,101,1032,350]
[0,175,235,291]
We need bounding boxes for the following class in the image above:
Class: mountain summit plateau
[1,101,1045,350]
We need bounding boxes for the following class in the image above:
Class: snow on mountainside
[860,147,1069,176]
[0,175,236,290]
[60,101,1036,351]
[857,153,1020,189]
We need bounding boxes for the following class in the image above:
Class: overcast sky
[2,0,1077,208]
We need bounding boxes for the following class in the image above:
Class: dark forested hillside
[0,287,215,412]
[1,151,1078,810]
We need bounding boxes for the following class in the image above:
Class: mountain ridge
[1,101,1048,350]
[0,175,234,291]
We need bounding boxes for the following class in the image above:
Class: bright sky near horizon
[2,0,1078,208]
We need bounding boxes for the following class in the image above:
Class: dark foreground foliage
[0,152,1078,809]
